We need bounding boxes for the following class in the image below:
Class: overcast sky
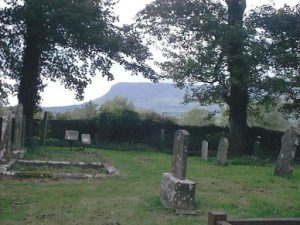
[5,0,299,107]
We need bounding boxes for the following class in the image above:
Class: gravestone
[0,112,13,159]
[216,137,228,164]
[252,136,261,160]
[202,140,208,160]
[13,104,23,151]
[274,128,300,177]
[160,130,196,214]
[40,111,48,146]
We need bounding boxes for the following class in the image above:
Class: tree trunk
[18,15,44,146]
[225,0,249,156]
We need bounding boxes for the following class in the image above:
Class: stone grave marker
[274,127,300,176]
[160,130,196,214]
[13,104,24,151]
[216,137,228,164]
[0,112,13,159]
[40,111,48,146]
[202,140,208,160]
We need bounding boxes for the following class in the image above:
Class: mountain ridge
[43,82,214,115]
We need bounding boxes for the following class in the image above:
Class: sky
[5,0,299,107]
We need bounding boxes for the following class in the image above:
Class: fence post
[208,211,227,225]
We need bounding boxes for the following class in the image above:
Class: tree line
[0,0,299,155]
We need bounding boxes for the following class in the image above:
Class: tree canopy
[136,0,299,154]
[0,0,154,143]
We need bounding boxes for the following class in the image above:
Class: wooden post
[208,211,227,225]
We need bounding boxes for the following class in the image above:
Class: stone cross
[274,128,300,176]
[13,104,23,150]
[202,140,208,160]
[216,137,228,164]
[171,129,189,180]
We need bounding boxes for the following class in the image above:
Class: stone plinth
[160,173,196,213]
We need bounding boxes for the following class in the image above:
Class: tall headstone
[202,140,208,160]
[160,130,196,214]
[13,104,23,150]
[0,112,13,159]
[274,128,300,176]
[171,130,189,179]
[216,137,228,164]
[40,111,48,146]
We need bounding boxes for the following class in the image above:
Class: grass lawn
[0,146,299,225]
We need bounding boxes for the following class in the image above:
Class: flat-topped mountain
[44,82,214,115]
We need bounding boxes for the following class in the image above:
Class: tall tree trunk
[225,0,248,156]
[18,16,44,146]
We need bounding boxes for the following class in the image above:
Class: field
[0,146,300,225]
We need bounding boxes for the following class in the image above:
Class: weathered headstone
[202,140,208,160]
[274,128,300,177]
[40,111,48,146]
[13,104,23,151]
[252,136,261,160]
[160,130,196,214]
[0,112,13,159]
[171,130,189,179]
[216,137,228,164]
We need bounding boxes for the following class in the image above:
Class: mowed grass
[0,146,299,225]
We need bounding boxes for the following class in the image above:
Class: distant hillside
[44,82,217,115]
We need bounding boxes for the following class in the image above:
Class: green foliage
[247,4,300,117]
[248,103,290,131]
[100,96,135,112]
[179,108,215,126]
[0,0,154,144]
[96,97,141,142]
[136,0,299,153]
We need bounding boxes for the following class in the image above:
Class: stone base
[160,173,196,213]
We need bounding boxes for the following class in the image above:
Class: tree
[248,103,290,131]
[99,96,135,112]
[136,0,298,155]
[96,97,141,142]
[82,101,98,119]
[179,108,215,127]
[0,0,154,144]
[248,4,300,118]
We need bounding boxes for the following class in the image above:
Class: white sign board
[81,134,91,145]
[65,130,79,141]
